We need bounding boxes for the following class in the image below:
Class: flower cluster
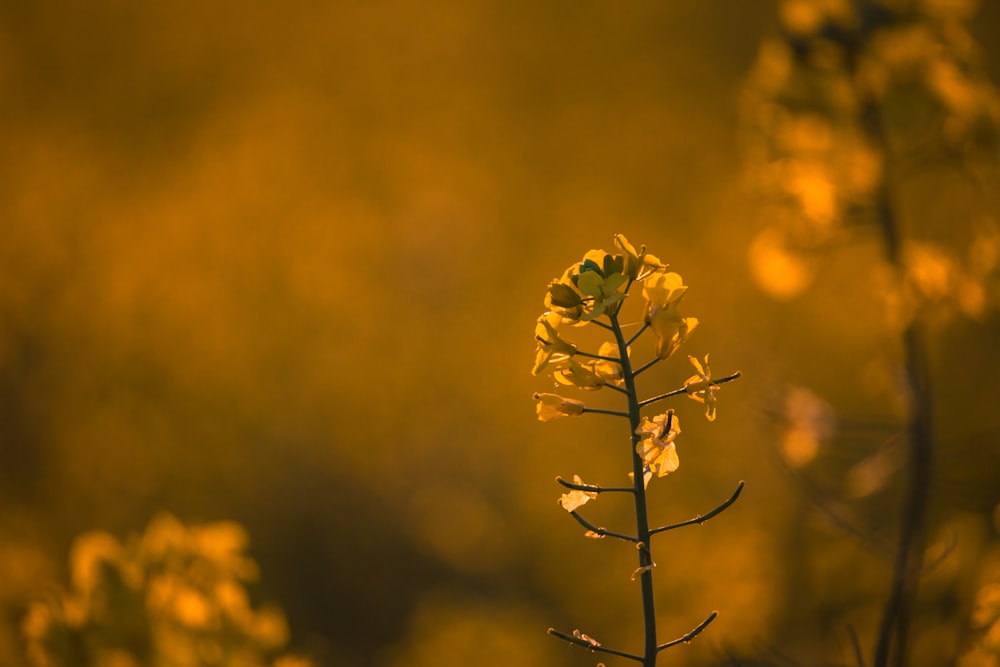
[532,234,729,482]
[22,513,313,667]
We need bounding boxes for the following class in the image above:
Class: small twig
[569,511,639,543]
[591,319,615,332]
[846,624,866,667]
[632,356,661,377]
[581,407,630,418]
[576,350,622,363]
[650,481,745,536]
[604,382,630,395]
[626,321,651,347]
[656,611,718,652]
[638,371,742,408]
[548,628,643,662]
[556,476,634,494]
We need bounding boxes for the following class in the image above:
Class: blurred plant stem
[863,99,934,667]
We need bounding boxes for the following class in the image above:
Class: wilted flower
[533,393,586,421]
[635,411,681,478]
[558,475,598,512]
[684,355,719,421]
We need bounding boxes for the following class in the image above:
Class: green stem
[609,311,658,667]
[556,476,634,494]
[649,481,745,536]
[576,350,621,363]
[581,407,630,418]
[638,371,742,408]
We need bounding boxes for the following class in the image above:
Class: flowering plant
[532,235,742,666]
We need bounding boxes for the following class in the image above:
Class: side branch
[638,371,742,408]
[556,475,634,494]
[650,481,745,536]
[656,611,718,652]
[626,321,651,347]
[581,407,630,418]
[569,511,640,543]
[576,350,621,363]
[547,629,643,663]
[632,356,661,377]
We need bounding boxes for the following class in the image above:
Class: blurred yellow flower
[635,411,681,478]
[558,475,598,512]
[684,355,719,421]
[533,393,585,421]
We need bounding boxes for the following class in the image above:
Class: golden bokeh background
[2,1,999,665]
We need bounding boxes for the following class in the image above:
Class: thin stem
[604,382,630,396]
[650,481,744,536]
[626,321,651,347]
[556,476,634,494]
[638,371,742,408]
[633,356,661,377]
[656,611,718,652]
[591,319,615,332]
[609,311,658,666]
[576,350,621,363]
[568,511,639,543]
[581,407,630,418]
[547,629,643,663]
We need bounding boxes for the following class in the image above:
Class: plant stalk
[609,312,658,667]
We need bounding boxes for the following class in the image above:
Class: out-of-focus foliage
[743,0,1000,307]
[741,0,1000,664]
[22,514,311,667]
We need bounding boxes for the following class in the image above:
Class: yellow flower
[532,312,577,376]
[614,234,665,280]
[533,393,586,422]
[635,411,681,477]
[642,272,699,359]
[684,354,719,421]
[544,249,629,322]
[552,342,624,390]
[558,475,598,512]
[592,341,625,385]
[575,251,629,321]
[553,359,606,390]
[545,265,587,320]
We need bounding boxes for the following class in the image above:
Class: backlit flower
[643,272,699,359]
[614,233,666,280]
[532,312,577,376]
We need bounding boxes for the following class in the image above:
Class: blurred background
[1,1,999,665]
